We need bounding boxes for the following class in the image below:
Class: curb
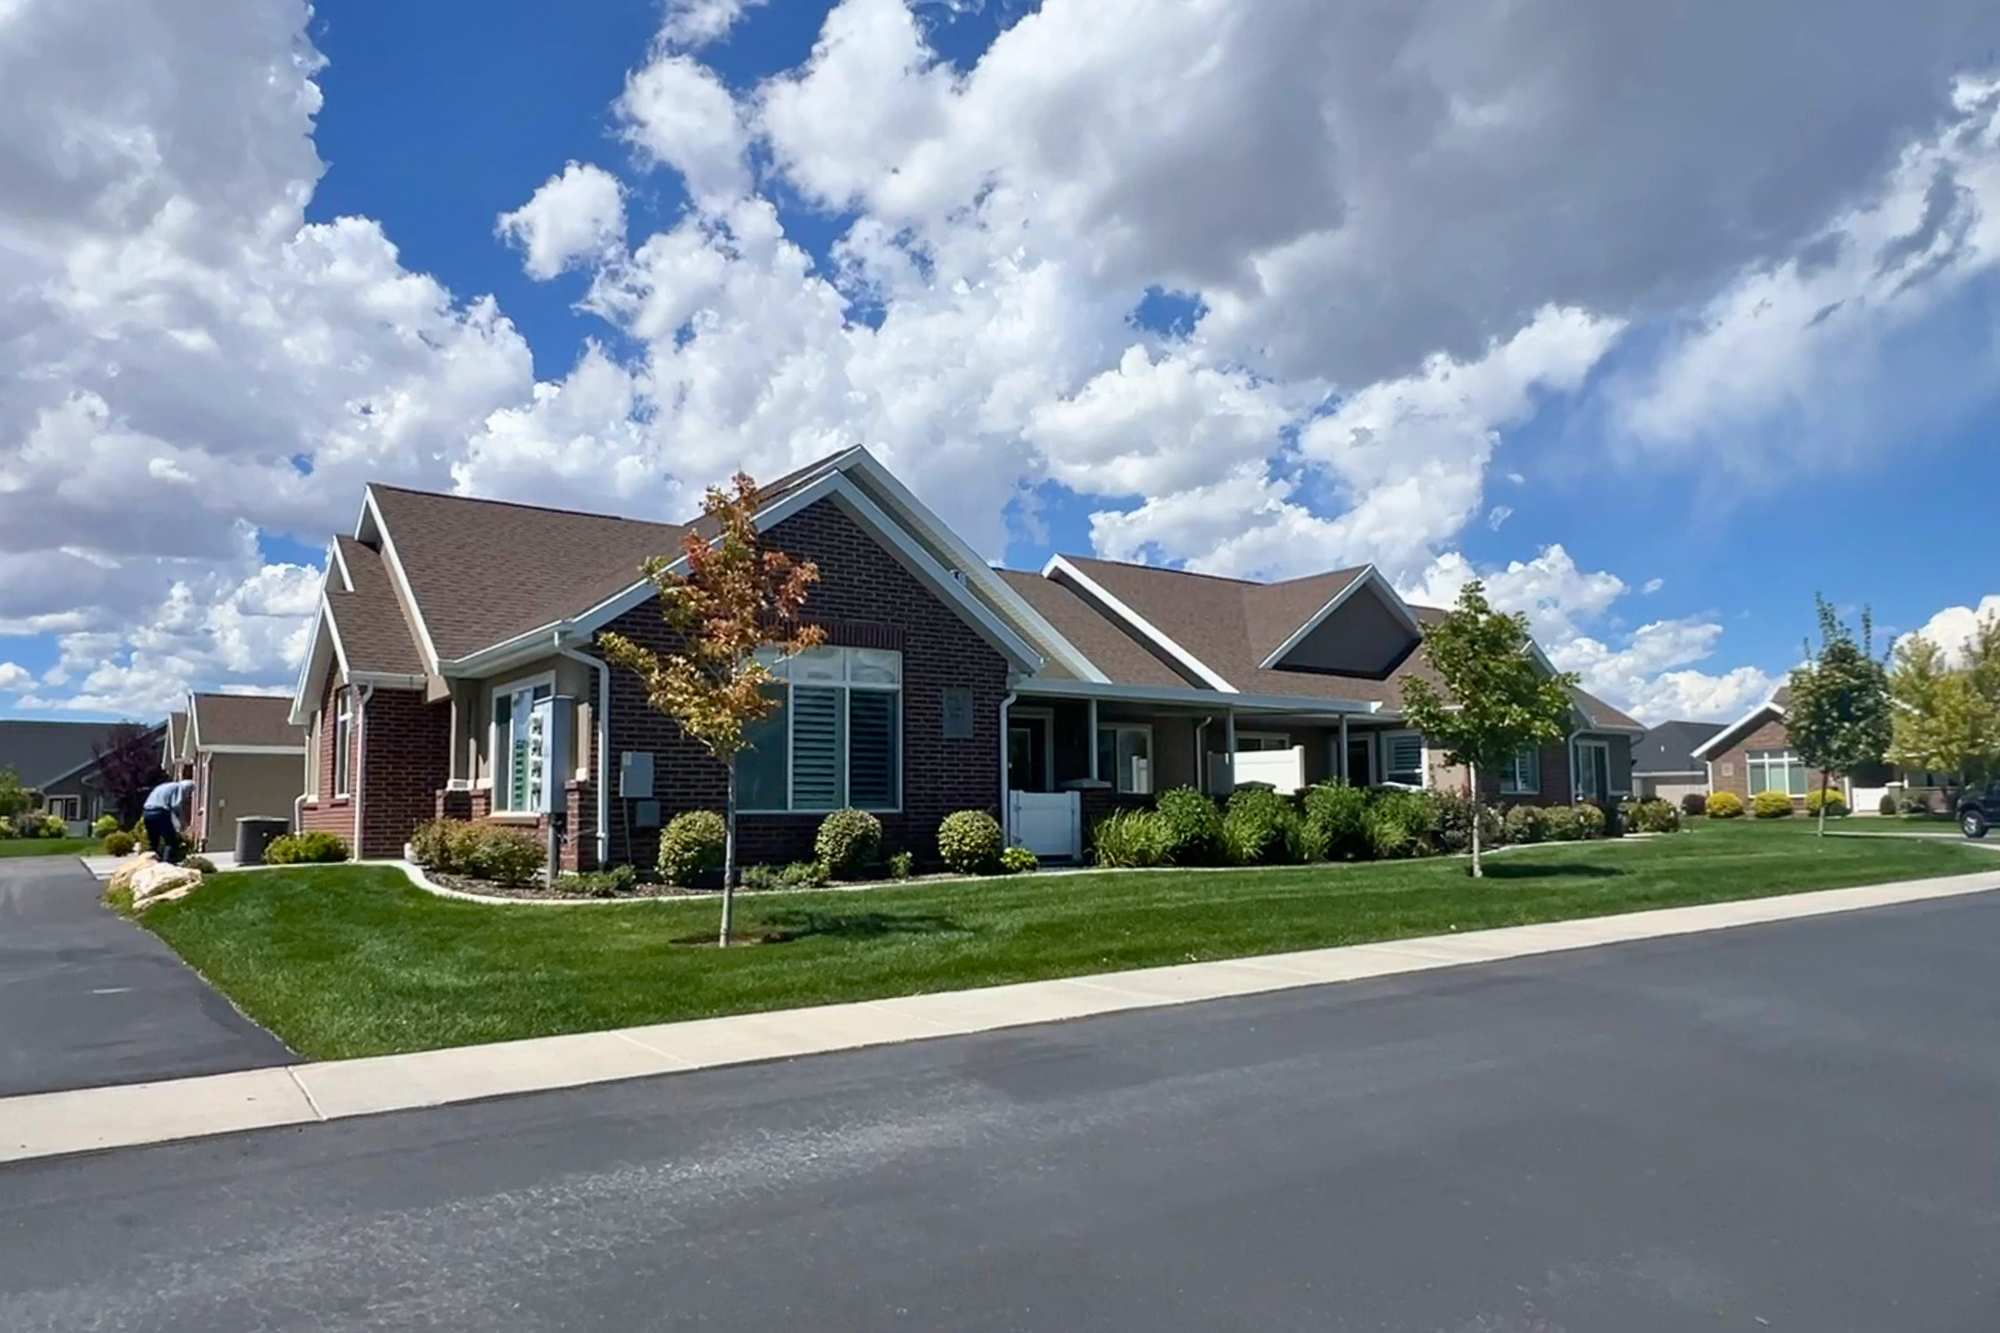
[6,865,1999,1166]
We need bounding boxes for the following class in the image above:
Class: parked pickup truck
[1961,782,1999,839]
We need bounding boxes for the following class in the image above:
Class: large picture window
[492,675,554,813]
[1746,748,1808,798]
[738,646,902,813]
[1097,723,1153,795]
[1498,746,1540,795]
[1383,731,1426,787]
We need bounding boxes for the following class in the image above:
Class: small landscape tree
[0,766,32,822]
[599,473,824,946]
[1887,615,2000,803]
[92,722,167,826]
[1399,580,1578,878]
[1786,596,1893,837]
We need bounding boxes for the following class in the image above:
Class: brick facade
[1707,712,1840,808]
[595,498,1011,870]
[297,672,354,844]
[297,677,451,859]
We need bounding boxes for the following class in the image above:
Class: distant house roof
[187,693,303,751]
[0,719,158,789]
[1632,720,1726,775]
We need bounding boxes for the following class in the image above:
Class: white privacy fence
[1009,789,1082,859]
[1230,746,1306,794]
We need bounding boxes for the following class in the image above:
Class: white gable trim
[327,539,354,593]
[1258,565,1423,670]
[1042,556,1239,694]
[1690,699,1785,759]
[358,487,443,675]
[288,596,347,726]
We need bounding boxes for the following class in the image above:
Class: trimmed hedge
[1751,789,1795,819]
[659,810,727,886]
[265,831,350,864]
[1706,791,1746,819]
[938,809,1003,874]
[814,808,883,879]
[1804,787,1847,817]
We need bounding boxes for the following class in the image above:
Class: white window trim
[304,713,320,800]
[1382,728,1427,788]
[1745,747,1809,799]
[1499,745,1541,796]
[1574,738,1614,802]
[490,670,556,815]
[740,647,904,815]
[333,688,353,800]
[1097,721,1156,796]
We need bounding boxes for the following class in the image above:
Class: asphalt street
[4,890,1998,1331]
[0,856,290,1096]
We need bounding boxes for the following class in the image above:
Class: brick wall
[1709,712,1836,807]
[594,498,1011,870]
[355,687,449,859]
[297,673,353,844]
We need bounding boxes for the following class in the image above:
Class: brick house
[182,692,305,852]
[1692,687,1840,808]
[289,447,1643,867]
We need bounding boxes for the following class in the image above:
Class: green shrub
[0,816,13,840]
[658,810,727,886]
[1751,789,1794,819]
[1571,803,1608,838]
[1091,808,1172,868]
[1681,792,1709,818]
[1804,787,1847,817]
[938,809,1003,874]
[1221,787,1303,865]
[1631,799,1682,834]
[1000,845,1040,874]
[1362,788,1441,859]
[184,854,218,875]
[1541,804,1582,841]
[131,819,149,850]
[1153,787,1222,865]
[1503,803,1549,844]
[558,864,638,898]
[265,831,350,864]
[742,861,829,890]
[1433,792,1504,854]
[92,814,120,838]
[1706,790,1745,819]
[36,813,68,837]
[887,849,914,880]
[467,827,544,886]
[814,808,883,880]
[1302,783,1370,860]
[1878,792,1898,816]
[102,830,136,855]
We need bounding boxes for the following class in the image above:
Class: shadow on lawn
[1475,861,1628,882]
[670,908,966,946]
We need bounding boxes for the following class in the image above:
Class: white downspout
[352,683,375,856]
[1338,714,1350,784]
[999,690,1018,845]
[1087,698,1100,782]
[556,635,612,869]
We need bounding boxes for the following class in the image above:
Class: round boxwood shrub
[1681,792,1709,819]
[938,809,1003,874]
[1221,787,1303,865]
[814,808,883,880]
[1503,802,1549,844]
[999,845,1040,874]
[658,810,727,886]
[1541,804,1583,841]
[92,814,120,838]
[102,830,135,856]
[1632,798,1682,834]
[1751,789,1795,819]
[36,813,68,838]
[1303,783,1370,860]
[265,830,350,864]
[1804,787,1847,817]
[468,827,545,886]
[1153,787,1222,865]
[1571,803,1608,838]
[1705,790,1745,819]
[1878,791,1899,816]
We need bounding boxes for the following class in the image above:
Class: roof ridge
[1060,553,1259,586]
[368,482,687,530]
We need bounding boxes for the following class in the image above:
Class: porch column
[1087,699,1099,781]
[1223,709,1236,793]
[1338,714,1349,784]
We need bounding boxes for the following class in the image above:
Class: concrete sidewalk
[5,866,1997,1165]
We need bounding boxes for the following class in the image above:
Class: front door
[1008,714,1052,792]
[1576,741,1611,802]
[1345,735,1375,785]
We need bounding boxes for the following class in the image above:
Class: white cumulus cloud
[496,161,627,280]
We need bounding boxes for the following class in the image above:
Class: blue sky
[2,0,1999,724]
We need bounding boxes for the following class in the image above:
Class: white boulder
[128,861,205,909]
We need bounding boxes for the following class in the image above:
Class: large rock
[107,852,159,895]
[129,861,204,909]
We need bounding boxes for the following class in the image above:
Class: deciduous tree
[92,722,166,826]
[1787,597,1893,836]
[1887,616,2000,802]
[600,473,824,946]
[1400,581,1577,878]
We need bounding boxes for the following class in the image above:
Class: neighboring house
[1693,686,1863,809]
[0,719,165,828]
[161,710,194,780]
[183,693,306,851]
[289,447,1644,866]
[1631,720,1724,806]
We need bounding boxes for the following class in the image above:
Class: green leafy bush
[1878,792,1898,816]
[558,864,638,898]
[92,814,120,838]
[1751,789,1794,819]
[741,861,829,890]
[658,810,727,886]
[1092,808,1172,867]
[0,816,13,839]
[185,854,218,875]
[1571,803,1608,838]
[1433,792,1504,854]
[1630,798,1682,834]
[1541,804,1582,841]
[1302,783,1370,860]
[1364,788,1441,859]
[1503,803,1549,844]
[1705,790,1745,819]
[468,827,545,886]
[1804,787,1847,817]
[265,831,350,864]
[887,849,914,880]
[1153,787,1222,865]
[1681,792,1709,818]
[938,809,1003,874]
[36,813,68,837]
[102,830,136,855]
[814,808,883,879]
[1000,845,1040,874]
[1221,787,1303,865]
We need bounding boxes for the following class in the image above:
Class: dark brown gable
[1270,581,1420,677]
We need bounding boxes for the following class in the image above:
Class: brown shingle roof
[329,536,427,677]
[368,486,691,664]
[994,570,1190,688]
[189,693,302,749]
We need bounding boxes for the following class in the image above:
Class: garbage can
[235,816,290,867]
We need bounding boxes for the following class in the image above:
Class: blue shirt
[142,780,195,814]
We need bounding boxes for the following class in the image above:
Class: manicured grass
[0,837,95,859]
[136,820,1993,1060]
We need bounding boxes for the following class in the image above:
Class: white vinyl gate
[1008,789,1082,860]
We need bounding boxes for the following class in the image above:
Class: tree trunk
[1471,794,1483,878]
[1817,770,1830,838]
[719,766,737,948]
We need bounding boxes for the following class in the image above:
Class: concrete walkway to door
[0,857,290,1097]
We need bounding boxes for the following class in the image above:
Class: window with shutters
[737,646,902,812]
[1383,730,1426,787]
[1498,746,1540,795]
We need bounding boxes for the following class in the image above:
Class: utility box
[619,751,655,800]
[530,695,576,816]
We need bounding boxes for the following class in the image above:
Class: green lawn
[135,819,1993,1060]
[0,837,95,859]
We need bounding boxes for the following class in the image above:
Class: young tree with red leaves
[92,721,167,826]
[601,474,824,946]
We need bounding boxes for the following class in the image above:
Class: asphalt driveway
[0,856,289,1096]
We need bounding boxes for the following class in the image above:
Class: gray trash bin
[235,816,290,866]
